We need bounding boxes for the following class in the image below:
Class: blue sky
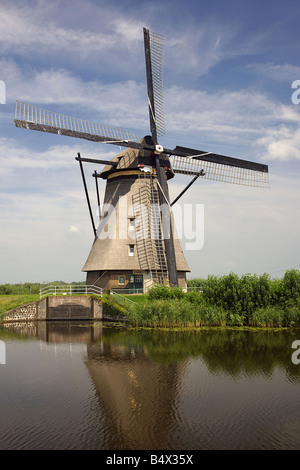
[1,0,300,283]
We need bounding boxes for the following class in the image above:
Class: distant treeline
[0,281,84,295]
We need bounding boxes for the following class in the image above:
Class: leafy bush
[147,284,185,300]
[282,269,300,305]
[186,270,300,326]
[184,290,205,304]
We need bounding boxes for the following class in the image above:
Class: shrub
[147,284,185,300]
[184,290,205,305]
[281,269,300,306]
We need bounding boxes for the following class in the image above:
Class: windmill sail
[144,28,178,286]
[143,28,166,143]
[172,155,269,188]
[14,100,139,144]
[170,146,269,188]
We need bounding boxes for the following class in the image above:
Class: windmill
[14,28,269,293]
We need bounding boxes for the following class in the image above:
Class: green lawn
[122,294,147,304]
[0,295,39,317]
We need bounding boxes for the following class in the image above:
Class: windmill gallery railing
[15,100,139,143]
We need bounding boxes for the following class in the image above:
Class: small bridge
[39,284,103,299]
[3,285,104,323]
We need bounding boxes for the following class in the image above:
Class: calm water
[0,321,300,450]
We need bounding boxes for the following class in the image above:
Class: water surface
[0,321,300,450]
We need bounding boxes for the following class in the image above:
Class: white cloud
[0,137,116,174]
[0,0,145,80]
[0,1,141,55]
[257,127,300,160]
[246,62,300,82]
[164,86,300,160]
[166,22,238,76]
[0,0,270,83]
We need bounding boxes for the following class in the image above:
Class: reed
[126,298,230,328]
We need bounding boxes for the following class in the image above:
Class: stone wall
[4,302,38,322]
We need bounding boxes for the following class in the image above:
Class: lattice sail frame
[148,30,166,137]
[171,155,270,188]
[15,100,139,143]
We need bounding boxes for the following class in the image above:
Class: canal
[0,321,300,450]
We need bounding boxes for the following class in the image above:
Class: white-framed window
[128,245,135,256]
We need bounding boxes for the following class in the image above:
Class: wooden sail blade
[143,28,166,142]
[14,100,139,146]
[171,154,269,188]
[171,145,268,173]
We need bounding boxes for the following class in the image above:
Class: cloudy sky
[1,0,300,283]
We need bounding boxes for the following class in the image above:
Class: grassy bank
[0,294,39,318]
[2,269,300,328]
[106,270,300,328]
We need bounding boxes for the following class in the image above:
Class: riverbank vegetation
[1,270,300,328]
[108,270,300,328]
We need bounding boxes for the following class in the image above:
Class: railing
[39,285,103,300]
[108,288,144,295]
[39,284,201,301]
[109,290,139,305]
[187,287,203,292]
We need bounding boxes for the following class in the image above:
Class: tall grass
[126,299,247,328]
[109,270,300,328]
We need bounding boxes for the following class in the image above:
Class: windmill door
[129,274,144,293]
